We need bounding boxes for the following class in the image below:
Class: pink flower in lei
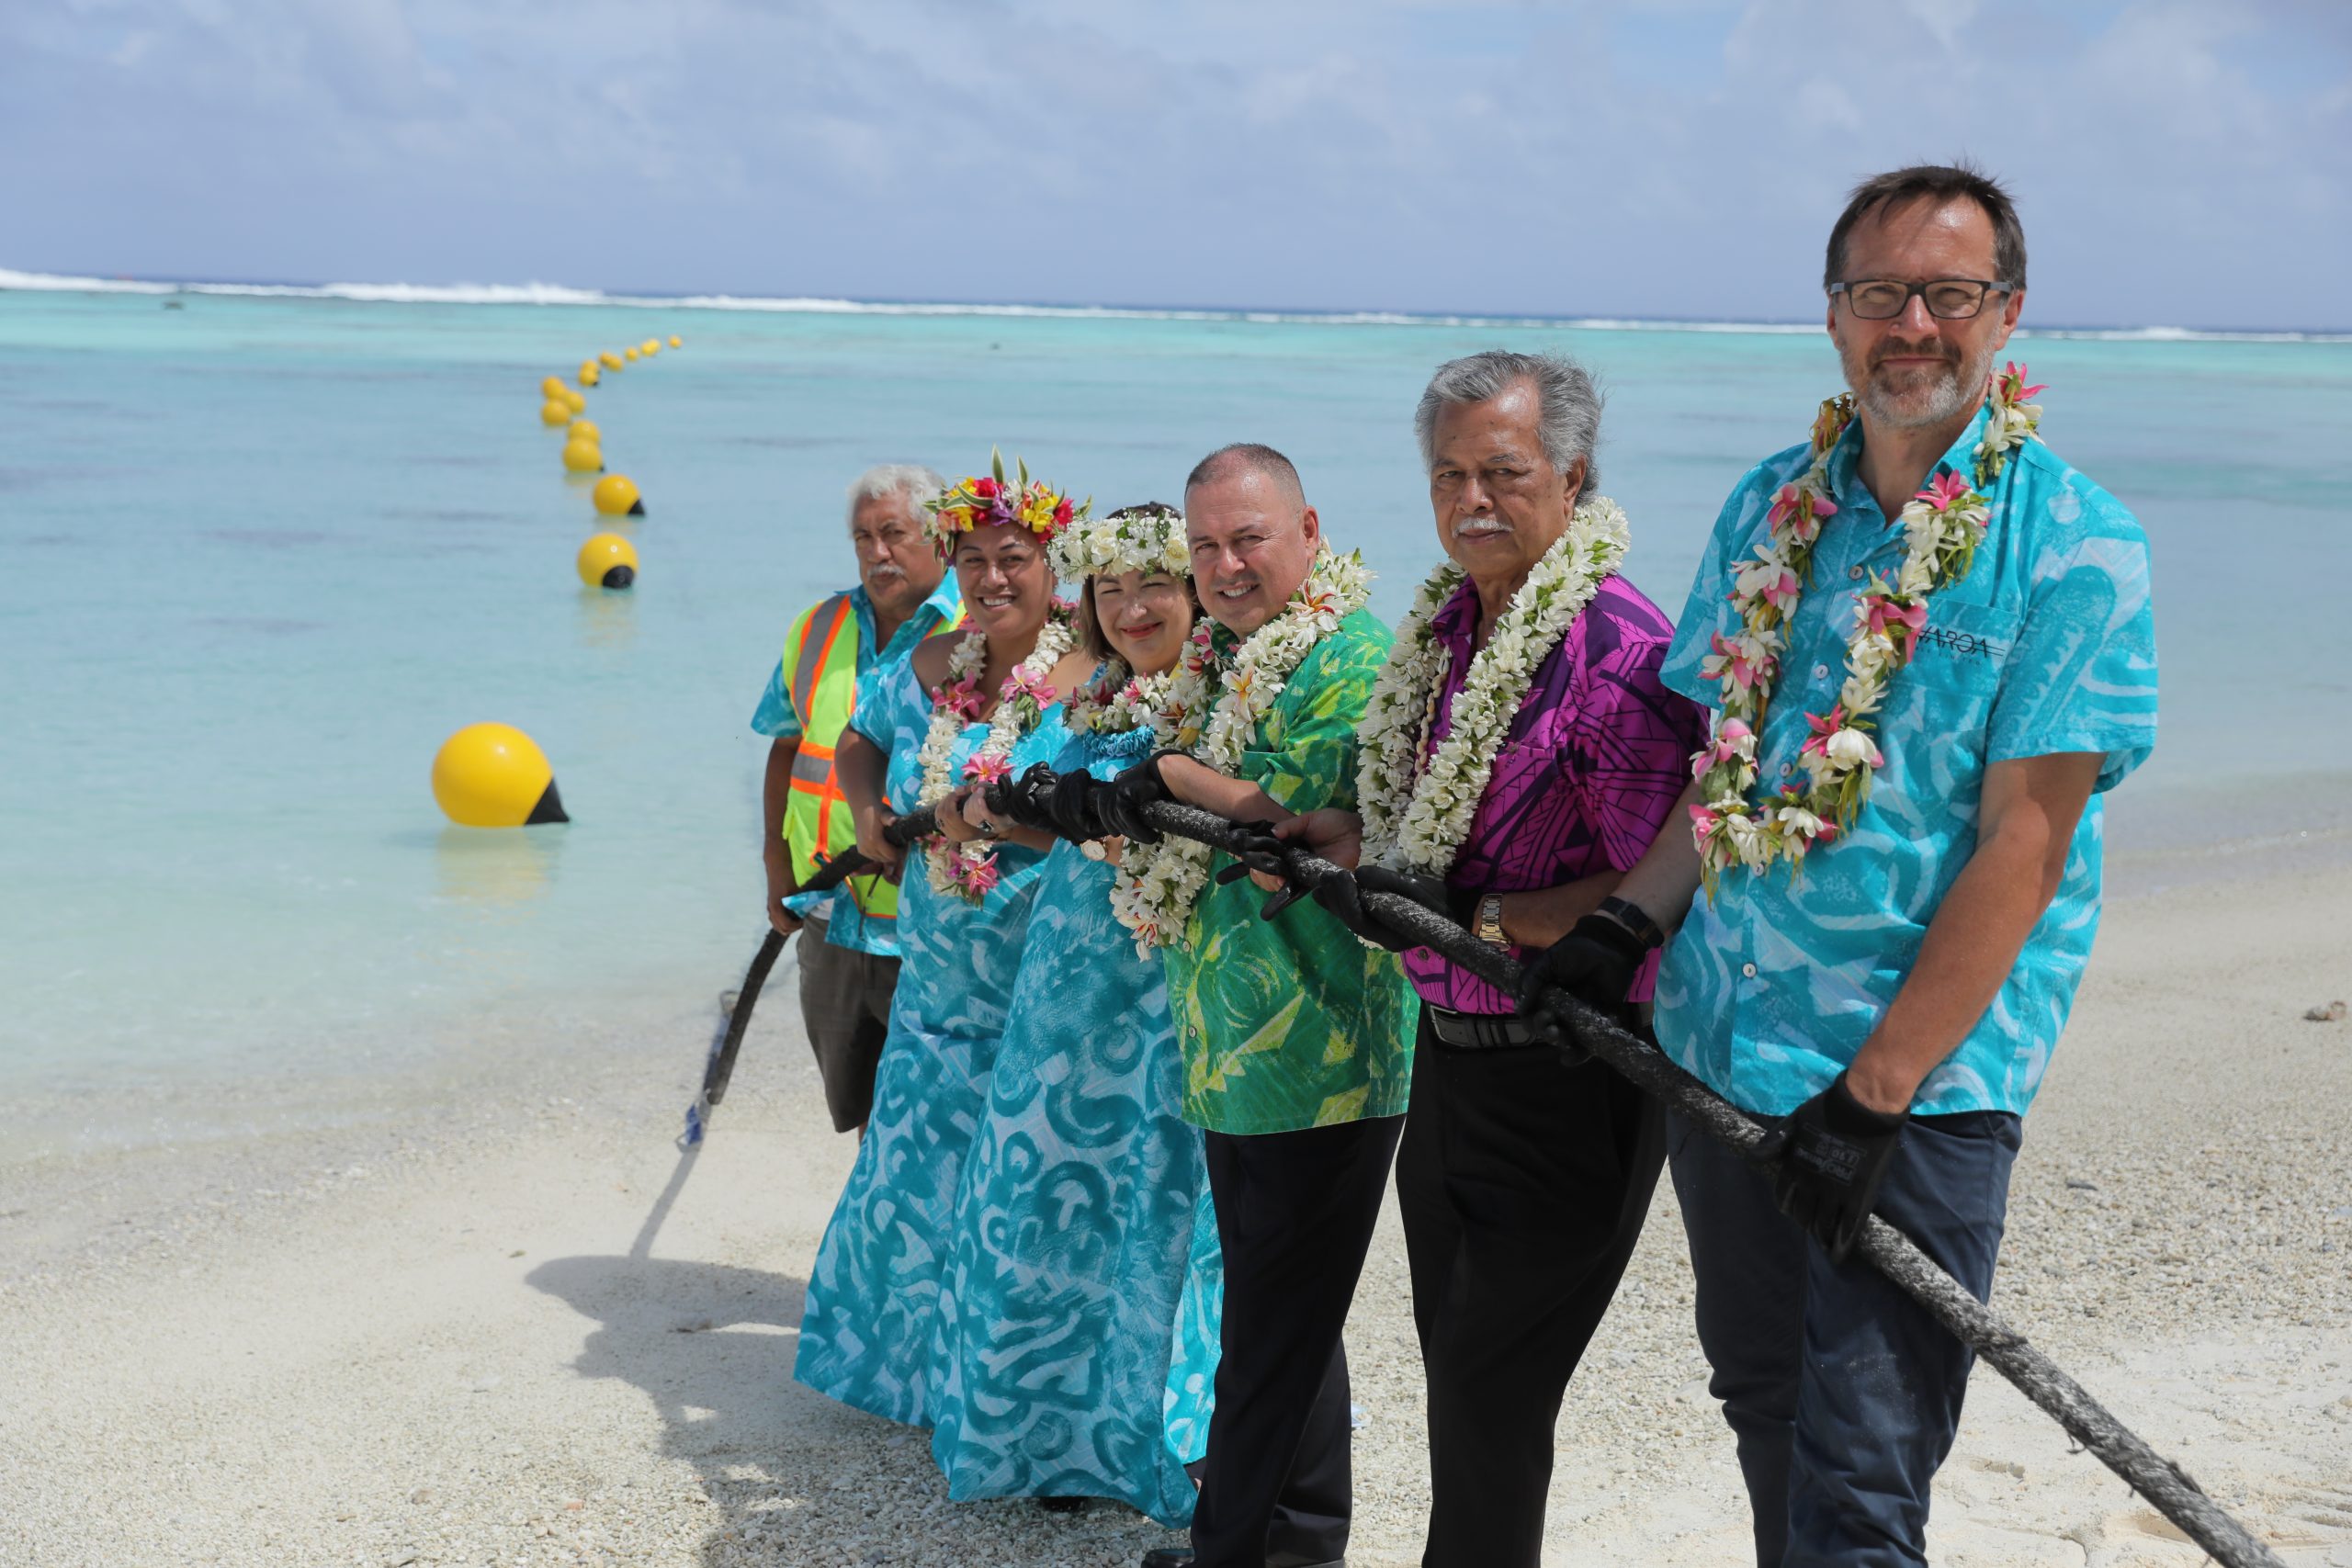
[961,751,1011,787]
[1992,364,2047,404]
[1863,592,1928,649]
[1706,630,1771,692]
[1800,706,1848,760]
[1693,716,1754,777]
[939,673,986,721]
[1915,470,1978,514]
[1768,482,1837,544]
[1006,666,1058,712]
[946,853,1001,900]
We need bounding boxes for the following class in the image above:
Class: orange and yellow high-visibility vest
[777,592,962,925]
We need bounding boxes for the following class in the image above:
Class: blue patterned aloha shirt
[1653,400,2158,1118]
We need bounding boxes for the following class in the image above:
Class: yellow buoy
[561,438,605,473]
[593,474,644,516]
[668,335,681,348]
[639,338,660,355]
[539,399,572,426]
[578,532,639,590]
[578,366,601,389]
[431,722,568,828]
[567,418,601,444]
[624,346,640,362]
[600,351,625,369]
[540,376,568,399]
[558,387,585,413]
[579,359,600,378]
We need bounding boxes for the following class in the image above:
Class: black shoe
[1138,1551,1193,1567]
[1037,1495,1087,1515]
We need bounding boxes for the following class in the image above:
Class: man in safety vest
[752,463,963,1134]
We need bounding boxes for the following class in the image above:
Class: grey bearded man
[1521,164,2158,1565]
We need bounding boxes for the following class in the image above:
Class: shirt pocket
[1461,736,1570,881]
[1904,602,2020,705]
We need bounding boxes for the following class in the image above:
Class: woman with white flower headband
[796,452,1096,1427]
[926,502,1226,1527]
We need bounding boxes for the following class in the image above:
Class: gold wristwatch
[1474,893,1509,949]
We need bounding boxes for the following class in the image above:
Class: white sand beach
[6,856,2349,1568]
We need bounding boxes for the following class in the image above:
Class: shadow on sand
[526,1152,1188,1565]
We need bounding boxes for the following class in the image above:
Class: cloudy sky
[5,0,2346,328]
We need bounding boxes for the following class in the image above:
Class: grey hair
[1413,351,1602,491]
[843,463,947,527]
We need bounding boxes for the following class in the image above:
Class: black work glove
[1752,1071,1908,1264]
[1038,766,1111,842]
[1309,866,1461,953]
[984,762,1060,834]
[1094,751,1181,844]
[1514,911,1649,1061]
[1213,821,1309,920]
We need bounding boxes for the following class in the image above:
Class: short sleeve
[1985,494,2157,792]
[849,660,909,750]
[748,660,801,739]
[1242,616,1388,814]
[1660,467,1779,711]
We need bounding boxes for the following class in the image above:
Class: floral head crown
[1048,501,1190,582]
[924,447,1089,554]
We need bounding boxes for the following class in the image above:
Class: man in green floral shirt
[1104,444,1415,1568]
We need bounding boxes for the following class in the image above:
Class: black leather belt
[1423,1005,1540,1050]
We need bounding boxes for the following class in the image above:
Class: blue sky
[5,0,2346,328]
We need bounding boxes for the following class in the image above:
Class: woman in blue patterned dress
[927,504,1226,1524]
[795,458,1098,1426]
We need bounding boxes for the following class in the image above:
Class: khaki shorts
[795,916,900,1133]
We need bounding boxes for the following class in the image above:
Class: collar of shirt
[854,576,966,672]
[1823,398,1995,532]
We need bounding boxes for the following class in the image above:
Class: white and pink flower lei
[915,610,1078,904]
[1690,362,2045,892]
[1110,548,1372,953]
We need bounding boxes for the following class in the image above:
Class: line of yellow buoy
[429,331,684,827]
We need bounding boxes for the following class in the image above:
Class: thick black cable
[988,764,2282,1568]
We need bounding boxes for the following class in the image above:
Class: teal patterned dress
[795,659,1074,1426]
[927,720,1224,1525]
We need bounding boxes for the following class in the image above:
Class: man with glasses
[1521,164,2157,1563]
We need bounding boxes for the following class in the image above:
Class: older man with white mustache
[750,463,962,1135]
[1272,353,1707,1565]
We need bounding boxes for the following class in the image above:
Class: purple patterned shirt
[1402,573,1709,1015]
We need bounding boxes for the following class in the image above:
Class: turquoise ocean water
[4,280,2348,1123]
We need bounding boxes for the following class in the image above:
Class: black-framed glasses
[1828,278,2014,321]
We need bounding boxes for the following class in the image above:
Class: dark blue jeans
[1667,1107,2023,1568]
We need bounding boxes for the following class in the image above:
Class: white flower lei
[1110,547,1373,953]
[915,614,1078,904]
[1066,623,1217,739]
[1690,362,2046,892]
[1357,497,1632,876]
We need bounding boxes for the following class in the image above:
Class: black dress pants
[1397,1018,1666,1568]
[1192,1114,1405,1568]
